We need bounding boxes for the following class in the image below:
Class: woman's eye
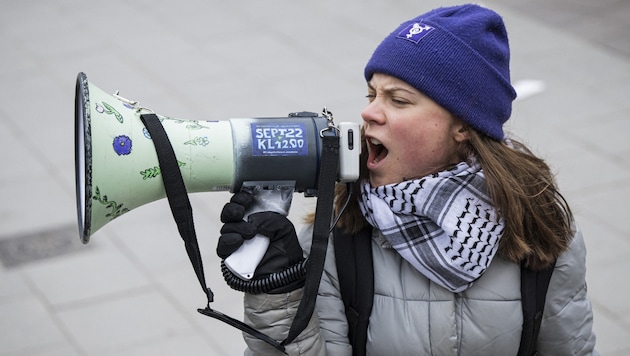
[365,94,376,102]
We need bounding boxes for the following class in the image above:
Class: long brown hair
[312,128,572,270]
[460,130,573,269]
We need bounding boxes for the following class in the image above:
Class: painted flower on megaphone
[113,135,132,155]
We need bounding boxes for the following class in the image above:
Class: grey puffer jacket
[242,225,597,355]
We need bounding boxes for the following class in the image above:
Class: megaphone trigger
[223,181,296,280]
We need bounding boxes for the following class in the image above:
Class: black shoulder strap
[282,132,339,346]
[141,114,283,351]
[517,260,556,356]
[334,226,373,356]
[141,113,340,353]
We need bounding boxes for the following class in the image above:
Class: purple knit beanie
[364,4,517,141]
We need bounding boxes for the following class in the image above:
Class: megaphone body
[75,72,360,278]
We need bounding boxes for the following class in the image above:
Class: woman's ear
[453,122,470,143]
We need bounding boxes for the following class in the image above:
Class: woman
[218,4,597,355]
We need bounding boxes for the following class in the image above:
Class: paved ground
[1,0,629,355]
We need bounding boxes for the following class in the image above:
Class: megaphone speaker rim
[75,72,92,243]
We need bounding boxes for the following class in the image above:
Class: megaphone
[74,72,360,277]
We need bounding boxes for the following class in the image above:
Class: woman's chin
[368,171,399,187]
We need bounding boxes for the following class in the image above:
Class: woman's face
[361,73,468,187]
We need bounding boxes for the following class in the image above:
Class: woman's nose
[361,100,384,125]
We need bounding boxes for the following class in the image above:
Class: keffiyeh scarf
[358,161,504,292]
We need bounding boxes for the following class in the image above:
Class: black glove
[217,191,305,291]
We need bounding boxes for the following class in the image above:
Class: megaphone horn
[74,72,339,244]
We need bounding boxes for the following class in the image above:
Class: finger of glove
[220,192,255,223]
[220,221,257,240]
[231,191,255,206]
[216,232,245,259]
[248,212,296,242]
[220,202,246,223]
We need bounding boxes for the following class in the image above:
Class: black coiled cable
[221,259,308,294]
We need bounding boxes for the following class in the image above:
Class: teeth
[370,137,382,163]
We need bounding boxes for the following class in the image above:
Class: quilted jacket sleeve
[243,289,326,356]
[242,225,351,355]
[537,227,598,355]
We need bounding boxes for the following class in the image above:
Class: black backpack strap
[517,260,556,356]
[334,226,373,356]
[333,223,557,356]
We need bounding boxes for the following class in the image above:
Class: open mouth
[367,137,388,166]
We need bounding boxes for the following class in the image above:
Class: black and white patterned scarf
[358,160,504,292]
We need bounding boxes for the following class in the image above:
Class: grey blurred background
[1,0,629,355]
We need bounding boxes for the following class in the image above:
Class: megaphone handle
[223,181,295,280]
[223,234,270,280]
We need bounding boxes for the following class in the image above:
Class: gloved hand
[217,191,305,289]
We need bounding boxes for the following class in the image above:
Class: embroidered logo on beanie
[396,22,434,43]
